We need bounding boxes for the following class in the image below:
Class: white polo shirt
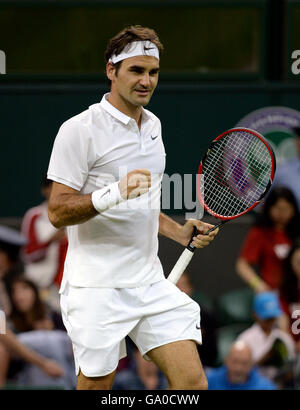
[48,94,166,290]
[237,323,295,362]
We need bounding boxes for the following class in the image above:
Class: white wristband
[91,182,124,213]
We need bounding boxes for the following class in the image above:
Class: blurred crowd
[0,127,300,390]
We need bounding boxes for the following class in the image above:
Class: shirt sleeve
[47,119,94,191]
[21,212,50,263]
[239,226,263,265]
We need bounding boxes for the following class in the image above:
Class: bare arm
[236,257,271,293]
[159,212,218,248]
[48,182,98,228]
[159,212,185,245]
[48,170,152,229]
[0,328,63,377]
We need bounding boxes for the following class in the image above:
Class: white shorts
[60,279,202,377]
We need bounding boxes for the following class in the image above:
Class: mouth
[134,89,151,96]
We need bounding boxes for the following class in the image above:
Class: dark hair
[256,187,300,239]
[8,276,48,333]
[105,25,163,76]
[280,238,300,303]
[0,241,21,263]
[292,126,300,138]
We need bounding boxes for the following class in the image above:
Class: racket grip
[167,248,194,284]
[186,222,223,250]
[186,226,198,252]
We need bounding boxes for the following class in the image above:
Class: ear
[106,61,115,81]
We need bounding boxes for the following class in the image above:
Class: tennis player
[47,25,218,390]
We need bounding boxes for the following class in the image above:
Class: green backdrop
[1,81,300,217]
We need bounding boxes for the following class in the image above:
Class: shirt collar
[100,93,153,125]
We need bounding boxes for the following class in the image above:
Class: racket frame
[167,127,276,284]
[197,127,276,221]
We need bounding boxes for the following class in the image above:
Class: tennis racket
[167,127,276,284]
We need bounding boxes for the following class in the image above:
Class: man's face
[108,55,160,108]
[269,198,295,228]
[255,314,277,333]
[225,348,253,384]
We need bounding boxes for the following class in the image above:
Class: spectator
[176,272,218,368]
[113,343,167,390]
[279,238,300,343]
[0,225,26,316]
[0,328,64,387]
[272,126,300,211]
[236,187,300,292]
[1,276,75,389]
[12,330,76,389]
[237,292,295,386]
[7,276,65,333]
[279,239,300,388]
[207,341,276,390]
[21,177,68,311]
[0,226,67,388]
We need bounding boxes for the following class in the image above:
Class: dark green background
[1,81,299,217]
[0,1,264,75]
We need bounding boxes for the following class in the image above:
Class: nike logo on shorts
[151,135,159,140]
[196,324,201,330]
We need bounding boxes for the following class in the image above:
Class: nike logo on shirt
[151,135,159,140]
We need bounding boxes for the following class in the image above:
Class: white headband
[109,41,159,64]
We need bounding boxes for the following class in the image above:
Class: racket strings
[204,133,270,214]
[202,131,272,217]
[204,149,266,214]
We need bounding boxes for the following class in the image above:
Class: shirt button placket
[133,121,145,154]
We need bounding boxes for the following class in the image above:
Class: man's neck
[107,92,142,128]
[259,323,273,336]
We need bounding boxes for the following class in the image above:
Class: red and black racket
[168,127,276,284]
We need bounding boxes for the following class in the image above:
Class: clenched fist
[118,169,151,200]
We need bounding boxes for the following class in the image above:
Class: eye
[130,67,144,74]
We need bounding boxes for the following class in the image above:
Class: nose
[139,73,150,88]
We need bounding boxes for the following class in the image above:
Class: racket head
[197,127,276,221]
